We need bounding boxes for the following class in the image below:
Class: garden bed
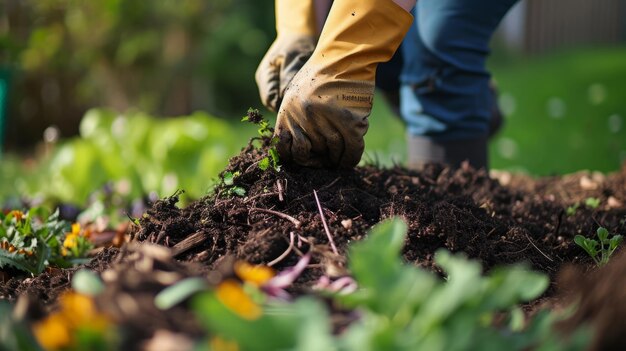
[2,137,626,350]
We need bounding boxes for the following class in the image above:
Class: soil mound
[2,136,626,346]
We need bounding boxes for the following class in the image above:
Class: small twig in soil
[249,208,302,229]
[243,192,280,204]
[524,233,554,262]
[314,190,339,255]
[155,230,167,244]
[319,177,341,192]
[171,231,207,257]
[268,232,295,267]
[277,179,285,202]
[553,210,564,236]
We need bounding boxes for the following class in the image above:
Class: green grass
[364,45,626,175]
[489,46,626,175]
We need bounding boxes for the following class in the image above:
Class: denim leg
[400,0,518,140]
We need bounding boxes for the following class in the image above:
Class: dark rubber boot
[407,134,488,170]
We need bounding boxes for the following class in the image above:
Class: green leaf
[33,241,50,275]
[269,147,280,167]
[0,250,36,274]
[155,278,207,310]
[609,235,623,251]
[223,172,235,186]
[258,157,270,171]
[596,227,609,242]
[574,235,598,258]
[193,294,333,351]
[584,197,600,209]
[231,187,246,197]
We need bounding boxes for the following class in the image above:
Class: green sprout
[222,171,246,197]
[584,197,601,209]
[242,108,281,172]
[566,204,579,216]
[574,227,623,267]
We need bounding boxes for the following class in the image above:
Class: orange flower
[234,261,275,287]
[215,279,262,320]
[10,210,24,222]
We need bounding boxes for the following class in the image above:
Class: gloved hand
[255,0,317,112]
[275,0,413,168]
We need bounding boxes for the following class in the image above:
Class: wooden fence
[500,0,626,54]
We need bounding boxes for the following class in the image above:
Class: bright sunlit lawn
[363,45,626,175]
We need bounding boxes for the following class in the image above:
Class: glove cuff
[311,0,413,81]
[275,0,317,36]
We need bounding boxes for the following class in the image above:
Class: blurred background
[1,0,625,208]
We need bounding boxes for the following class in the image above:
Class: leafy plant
[574,227,623,267]
[0,208,92,275]
[222,171,246,197]
[0,301,44,351]
[242,108,281,172]
[192,218,588,351]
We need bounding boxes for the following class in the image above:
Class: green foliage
[488,47,626,174]
[242,108,281,172]
[155,277,209,310]
[566,204,580,216]
[584,197,600,209]
[0,301,44,351]
[6,108,240,204]
[574,227,623,267]
[221,171,246,197]
[193,219,588,351]
[0,208,91,275]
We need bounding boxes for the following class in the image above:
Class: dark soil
[2,137,626,349]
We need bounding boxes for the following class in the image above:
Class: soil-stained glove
[274,0,413,168]
[255,0,317,112]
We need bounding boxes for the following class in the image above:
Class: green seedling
[242,108,281,172]
[574,227,623,267]
[566,204,579,216]
[584,197,601,209]
[222,171,246,197]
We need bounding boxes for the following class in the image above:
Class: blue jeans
[398,0,518,140]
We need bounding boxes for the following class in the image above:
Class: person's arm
[314,0,333,37]
[274,0,414,168]
[255,0,317,112]
[393,0,416,12]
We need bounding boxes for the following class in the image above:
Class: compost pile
[2,133,626,349]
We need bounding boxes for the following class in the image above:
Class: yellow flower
[71,223,80,236]
[62,223,82,254]
[63,233,78,250]
[33,313,72,350]
[215,279,262,320]
[32,292,110,350]
[209,336,239,351]
[234,261,275,287]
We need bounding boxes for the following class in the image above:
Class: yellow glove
[275,0,413,168]
[255,0,317,112]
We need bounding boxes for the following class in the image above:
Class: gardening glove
[274,0,413,168]
[255,0,317,112]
